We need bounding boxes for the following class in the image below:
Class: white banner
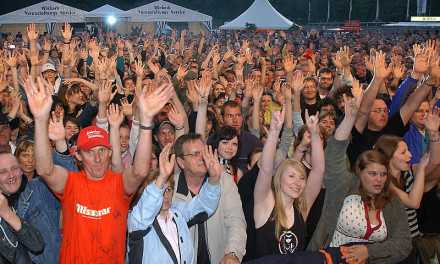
[0,0,86,24]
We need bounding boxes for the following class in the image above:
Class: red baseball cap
[77,126,111,151]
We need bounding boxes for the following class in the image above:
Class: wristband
[296,147,307,153]
[228,252,239,261]
[140,123,154,130]
[422,77,435,87]
[175,125,184,130]
[430,137,440,143]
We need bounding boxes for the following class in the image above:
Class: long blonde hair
[271,159,308,241]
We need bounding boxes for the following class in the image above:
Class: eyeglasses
[180,151,202,159]
[371,108,389,114]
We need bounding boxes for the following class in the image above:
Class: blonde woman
[253,108,324,257]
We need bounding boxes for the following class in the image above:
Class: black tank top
[255,205,306,258]
[417,183,440,234]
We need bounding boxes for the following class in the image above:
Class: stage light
[107,16,116,25]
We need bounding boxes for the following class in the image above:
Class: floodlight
[107,16,116,25]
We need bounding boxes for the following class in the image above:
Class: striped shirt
[403,169,420,237]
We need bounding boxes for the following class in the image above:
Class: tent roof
[383,22,440,27]
[86,4,129,18]
[220,0,293,30]
[0,0,86,24]
[127,0,212,23]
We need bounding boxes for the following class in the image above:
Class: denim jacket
[16,177,62,264]
[53,150,78,172]
[0,217,44,264]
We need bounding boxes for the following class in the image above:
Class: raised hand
[202,145,221,185]
[167,103,184,127]
[413,49,429,75]
[48,111,65,142]
[331,50,343,70]
[281,82,292,102]
[186,80,199,107]
[5,52,17,68]
[340,46,353,67]
[292,71,305,94]
[159,144,175,181]
[98,80,112,105]
[26,23,39,41]
[270,107,286,132]
[138,80,173,122]
[23,76,53,121]
[134,59,144,77]
[305,109,319,136]
[351,78,361,99]
[252,80,264,102]
[344,90,364,119]
[283,54,297,73]
[423,106,440,134]
[244,75,254,99]
[373,50,393,80]
[195,73,212,104]
[392,64,406,80]
[120,97,134,117]
[107,103,124,128]
[428,51,439,80]
[61,23,73,42]
[176,64,189,80]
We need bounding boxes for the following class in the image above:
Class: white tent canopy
[126,0,212,32]
[220,0,293,30]
[0,0,86,24]
[86,4,130,18]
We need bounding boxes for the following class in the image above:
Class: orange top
[54,170,134,264]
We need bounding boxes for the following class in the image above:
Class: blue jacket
[16,177,62,264]
[128,180,220,264]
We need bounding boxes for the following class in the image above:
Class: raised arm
[254,107,285,212]
[399,50,439,125]
[128,144,175,232]
[195,74,212,141]
[355,50,392,133]
[107,104,124,173]
[24,76,68,194]
[126,80,174,196]
[420,107,440,183]
[304,111,325,218]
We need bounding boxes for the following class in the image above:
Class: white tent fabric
[0,0,86,24]
[220,0,293,30]
[86,4,130,18]
[127,0,212,26]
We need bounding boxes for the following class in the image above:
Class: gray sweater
[307,136,412,263]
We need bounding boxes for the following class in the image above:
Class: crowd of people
[0,22,439,264]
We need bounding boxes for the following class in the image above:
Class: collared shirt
[157,210,180,264]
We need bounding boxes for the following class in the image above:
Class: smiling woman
[14,140,36,181]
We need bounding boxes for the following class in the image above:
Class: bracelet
[422,77,436,87]
[140,123,154,130]
[296,147,307,153]
[228,252,239,260]
[175,125,184,130]
[430,137,440,143]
